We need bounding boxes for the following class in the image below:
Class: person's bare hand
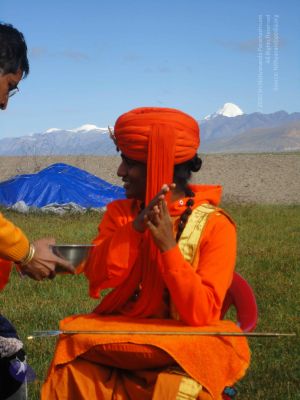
[145,199,176,252]
[133,183,175,233]
[20,238,74,280]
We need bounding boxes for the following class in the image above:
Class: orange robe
[42,185,250,399]
[0,212,29,289]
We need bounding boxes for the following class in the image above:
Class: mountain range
[1,104,299,155]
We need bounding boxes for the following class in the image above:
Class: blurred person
[42,107,250,400]
[0,22,74,399]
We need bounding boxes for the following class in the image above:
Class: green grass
[1,205,299,399]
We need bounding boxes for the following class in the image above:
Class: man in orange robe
[42,107,250,399]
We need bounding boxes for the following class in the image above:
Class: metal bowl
[51,244,95,270]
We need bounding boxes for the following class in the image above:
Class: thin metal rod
[27,330,297,340]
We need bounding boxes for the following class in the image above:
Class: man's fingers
[162,183,175,191]
[146,183,175,212]
[54,257,75,273]
[24,271,38,280]
[161,199,168,213]
[147,184,169,209]
[153,205,160,216]
[158,199,169,218]
[148,194,164,210]
[144,214,157,230]
[152,211,160,226]
[146,218,157,234]
[158,183,176,197]
[27,271,45,281]
[146,206,161,226]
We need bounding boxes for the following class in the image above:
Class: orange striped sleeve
[0,212,29,261]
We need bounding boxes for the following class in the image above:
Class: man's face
[0,69,23,110]
[117,154,147,201]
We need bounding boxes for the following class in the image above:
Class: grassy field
[0,204,299,399]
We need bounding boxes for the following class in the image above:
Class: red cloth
[0,259,13,290]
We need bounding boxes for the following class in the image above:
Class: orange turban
[114,107,200,205]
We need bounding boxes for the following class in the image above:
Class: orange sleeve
[0,212,29,261]
[160,213,236,326]
[84,200,143,298]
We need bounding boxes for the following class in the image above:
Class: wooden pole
[27,330,297,340]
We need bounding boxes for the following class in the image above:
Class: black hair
[173,154,202,194]
[0,23,29,77]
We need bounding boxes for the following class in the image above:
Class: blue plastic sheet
[0,163,125,208]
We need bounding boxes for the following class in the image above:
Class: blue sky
[1,0,299,138]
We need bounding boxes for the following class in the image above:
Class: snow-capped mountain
[72,124,107,133]
[44,124,108,134]
[204,102,244,120]
[0,109,300,155]
[0,125,117,156]
[200,108,300,139]
[200,108,300,152]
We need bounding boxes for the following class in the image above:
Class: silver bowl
[51,244,95,270]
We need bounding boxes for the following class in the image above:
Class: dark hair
[0,23,29,77]
[173,154,202,194]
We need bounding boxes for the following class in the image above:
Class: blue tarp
[0,163,125,208]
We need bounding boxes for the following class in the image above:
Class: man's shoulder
[205,206,236,233]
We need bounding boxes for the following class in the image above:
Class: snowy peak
[45,128,62,133]
[43,124,108,135]
[204,103,244,120]
[216,103,244,118]
[73,124,103,132]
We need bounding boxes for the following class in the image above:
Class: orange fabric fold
[42,357,214,399]
[42,314,250,400]
[146,123,175,205]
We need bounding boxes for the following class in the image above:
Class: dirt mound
[0,153,299,204]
